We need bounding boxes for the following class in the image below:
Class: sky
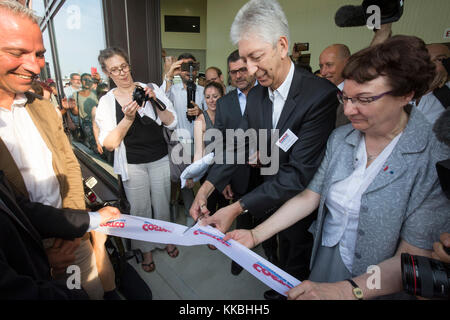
[33,0,107,81]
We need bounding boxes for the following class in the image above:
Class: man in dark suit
[215,50,278,275]
[190,0,338,300]
[0,170,120,299]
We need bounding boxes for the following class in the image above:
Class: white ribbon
[95,214,301,296]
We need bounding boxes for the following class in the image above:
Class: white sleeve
[95,94,116,146]
[152,83,178,130]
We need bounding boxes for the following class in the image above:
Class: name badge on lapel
[276,129,298,152]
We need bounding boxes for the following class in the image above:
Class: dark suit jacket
[208,67,338,218]
[0,171,89,299]
[214,89,251,195]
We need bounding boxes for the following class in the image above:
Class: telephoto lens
[401,253,450,299]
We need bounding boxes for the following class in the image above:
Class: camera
[183,63,198,123]
[132,85,166,111]
[401,253,450,299]
[181,61,200,72]
[132,86,149,107]
[294,42,309,52]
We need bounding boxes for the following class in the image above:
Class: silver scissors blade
[182,213,205,235]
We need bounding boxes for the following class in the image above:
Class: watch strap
[345,279,363,300]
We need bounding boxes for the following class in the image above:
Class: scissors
[182,204,208,235]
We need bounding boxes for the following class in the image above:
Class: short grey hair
[0,0,40,24]
[230,0,290,47]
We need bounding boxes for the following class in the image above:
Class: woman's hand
[286,280,352,300]
[144,87,157,101]
[122,101,140,121]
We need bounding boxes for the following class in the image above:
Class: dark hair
[96,83,109,100]
[342,35,436,100]
[204,81,224,97]
[227,49,241,67]
[177,53,196,61]
[98,47,130,73]
[206,66,222,77]
[80,73,92,80]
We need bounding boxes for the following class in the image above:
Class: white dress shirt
[164,81,205,143]
[322,131,402,272]
[0,94,62,208]
[411,81,448,125]
[268,62,295,128]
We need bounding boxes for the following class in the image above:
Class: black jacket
[0,171,89,299]
[214,89,251,196]
[207,67,338,218]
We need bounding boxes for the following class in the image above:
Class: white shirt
[164,81,205,142]
[0,94,62,208]
[411,81,448,125]
[268,62,295,128]
[63,85,80,99]
[322,131,402,272]
[338,81,344,92]
[236,81,258,116]
[95,82,177,182]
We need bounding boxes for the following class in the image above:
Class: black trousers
[278,211,315,281]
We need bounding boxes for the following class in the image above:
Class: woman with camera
[224,36,450,299]
[95,47,179,273]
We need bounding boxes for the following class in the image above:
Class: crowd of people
[0,0,449,301]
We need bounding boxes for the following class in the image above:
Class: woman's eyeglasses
[108,64,130,76]
[337,90,392,106]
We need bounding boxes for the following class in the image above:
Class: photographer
[95,47,179,274]
[162,53,206,226]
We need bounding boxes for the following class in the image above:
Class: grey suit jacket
[307,106,450,276]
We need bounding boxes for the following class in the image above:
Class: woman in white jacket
[96,47,178,273]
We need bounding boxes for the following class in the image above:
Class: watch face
[353,288,364,299]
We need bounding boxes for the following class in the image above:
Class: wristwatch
[238,199,249,215]
[164,76,173,84]
[345,279,363,300]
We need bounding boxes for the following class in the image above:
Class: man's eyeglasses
[108,64,130,76]
[337,90,392,106]
[229,67,247,76]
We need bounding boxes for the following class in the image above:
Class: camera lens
[401,253,450,299]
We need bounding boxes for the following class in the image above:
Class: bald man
[319,44,351,127]
[411,43,449,124]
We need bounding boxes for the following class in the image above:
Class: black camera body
[401,253,450,299]
[132,85,166,111]
[362,0,405,24]
[181,61,200,72]
[184,64,197,123]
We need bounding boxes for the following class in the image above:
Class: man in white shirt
[63,73,81,99]
[412,43,450,124]
[163,53,205,225]
[0,1,113,300]
[192,0,339,300]
[319,44,351,127]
